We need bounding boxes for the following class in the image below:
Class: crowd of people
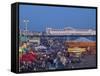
[19,37,83,72]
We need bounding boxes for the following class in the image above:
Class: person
[19,42,27,58]
[60,54,67,66]
[19,42,27,67]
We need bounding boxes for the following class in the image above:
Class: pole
[23,20,29,41]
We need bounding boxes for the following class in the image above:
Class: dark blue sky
[19,5,96,32]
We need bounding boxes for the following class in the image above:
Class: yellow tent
[68,47,86,53]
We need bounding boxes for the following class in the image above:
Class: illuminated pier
[46,27,96,36]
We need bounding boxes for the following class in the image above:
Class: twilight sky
[19,5,96,32]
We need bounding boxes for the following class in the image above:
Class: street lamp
[23,19,29,41]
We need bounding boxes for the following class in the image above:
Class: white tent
[35,45,47,50]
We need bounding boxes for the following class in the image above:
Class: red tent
[20,52,37,62]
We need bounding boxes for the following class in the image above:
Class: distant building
[20,30,42,36]
[46,27,96,35]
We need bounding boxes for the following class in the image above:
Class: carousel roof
[74,37,94,42]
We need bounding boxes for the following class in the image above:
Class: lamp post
[23,19,29,41]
